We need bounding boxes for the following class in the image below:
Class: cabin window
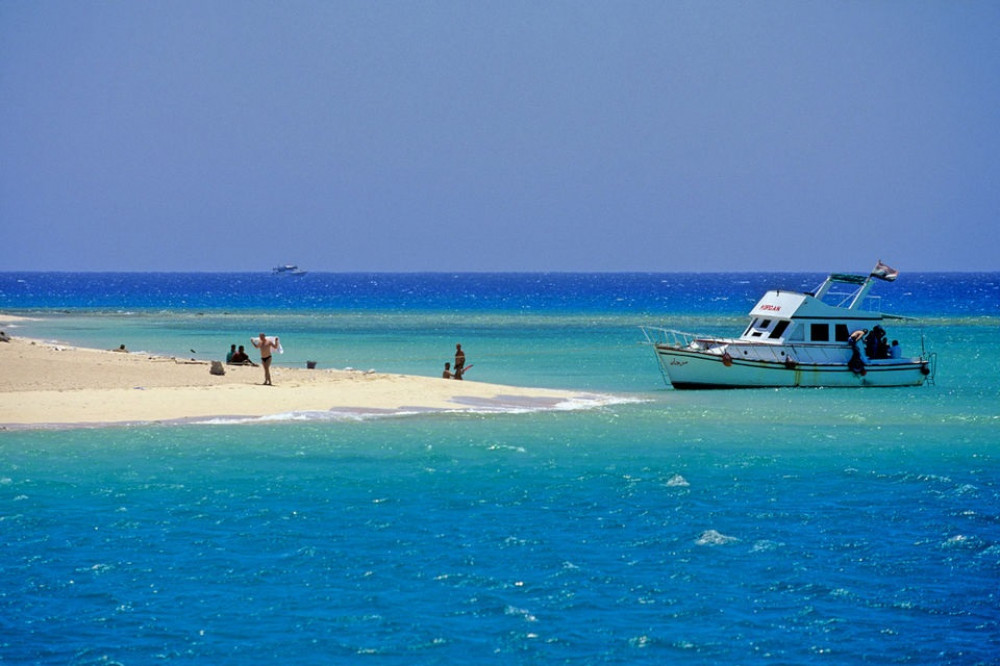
[769,320,790,339]
[835,324,849,342]
[810,323,829,341]
[746,318,770,338]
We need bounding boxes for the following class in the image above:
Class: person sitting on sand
[442,362,453,379]
[226,344,237,363]
[112,343,128,353]
[251,333,279,385]
[228,345,255,366]
[0,330,10,343]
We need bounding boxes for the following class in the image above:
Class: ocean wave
[749,539,783,553]
[695,529,740,546]
[189,392,633,426]
[941,534,987,551]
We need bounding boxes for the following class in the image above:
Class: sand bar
[0,335,613,429]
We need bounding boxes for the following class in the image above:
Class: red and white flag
[871,260,899,281]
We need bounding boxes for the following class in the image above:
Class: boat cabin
[740,274,882,345]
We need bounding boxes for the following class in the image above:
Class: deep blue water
[1,272,998,663]
[2,271,997,317]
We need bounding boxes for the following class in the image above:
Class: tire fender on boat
[722,351,733,367]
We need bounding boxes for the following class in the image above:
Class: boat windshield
[743,318,790,340]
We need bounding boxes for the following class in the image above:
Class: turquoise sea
[1,272,998,664]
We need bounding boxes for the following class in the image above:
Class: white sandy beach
[0,331,607,428]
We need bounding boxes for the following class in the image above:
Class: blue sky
[2,1,997,272]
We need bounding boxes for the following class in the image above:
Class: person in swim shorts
[251,332,279,385]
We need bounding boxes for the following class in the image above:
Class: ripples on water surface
[4,409,997,664]
[1,272,998,662]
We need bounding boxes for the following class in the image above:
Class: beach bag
[210,360,226,376]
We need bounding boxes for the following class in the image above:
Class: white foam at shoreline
[189,392,640,426]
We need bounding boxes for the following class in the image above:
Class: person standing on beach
[251,333,279,385]
[454,343,466,373]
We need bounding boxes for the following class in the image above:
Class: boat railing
[640,327,700,349]
[643,326,842,364]
[822,289,882,312]
[923,351,937,385]
[641,327,734,351]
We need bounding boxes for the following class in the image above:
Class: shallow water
[1,272,998,663]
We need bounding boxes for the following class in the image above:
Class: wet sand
[0,335,607,429]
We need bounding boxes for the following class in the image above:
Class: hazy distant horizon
[3,267,997,276]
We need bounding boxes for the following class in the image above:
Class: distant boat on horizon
[272,264,308,276]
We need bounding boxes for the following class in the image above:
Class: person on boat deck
[864,328,879,359]
[889,340,902,359]
[877,334,891,359]
[849,329,868,357]
[442,362,453,379]
[850,329,868,357]
[865,326,891,359]
[848,330,867,374]
[872,326,891,359]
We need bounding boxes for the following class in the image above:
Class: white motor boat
[272,264,308,276]
[642,263,935,389]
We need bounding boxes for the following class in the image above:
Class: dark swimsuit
[261,356,272,363]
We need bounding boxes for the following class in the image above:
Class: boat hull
[654,345,930,389]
